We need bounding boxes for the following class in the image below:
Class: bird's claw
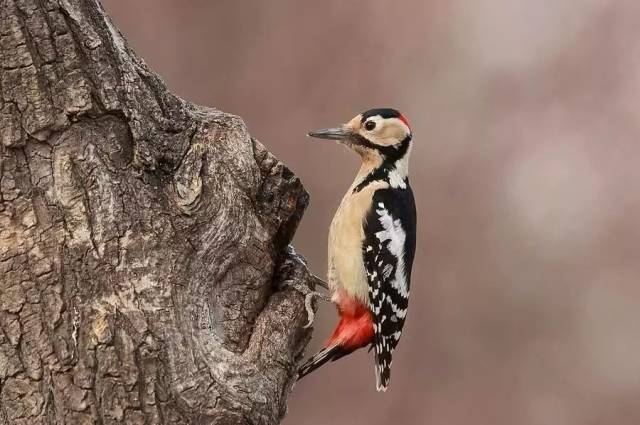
[279,277,331,328]
[303,290,332,328]
[310,275,329,290]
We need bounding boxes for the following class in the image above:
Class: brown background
[102,1,640,424]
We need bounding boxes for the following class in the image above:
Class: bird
[298,108,416,391]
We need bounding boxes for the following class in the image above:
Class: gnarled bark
[0,0,316,423]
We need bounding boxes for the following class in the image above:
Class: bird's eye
[364,121,376,131]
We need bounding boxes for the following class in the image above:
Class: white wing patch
[374,205,409,298]
[365,196,414,391]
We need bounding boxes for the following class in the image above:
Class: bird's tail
[374,360,391,392]
[297,344,350,380]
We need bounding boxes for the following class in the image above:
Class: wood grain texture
[0,0,316,423]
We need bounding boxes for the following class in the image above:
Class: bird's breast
[329,181,388,305]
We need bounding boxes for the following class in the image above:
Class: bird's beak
[307,126,353,141]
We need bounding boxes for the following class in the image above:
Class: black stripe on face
[352,133,411,162]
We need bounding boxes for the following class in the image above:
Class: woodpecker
[298,108,416,391]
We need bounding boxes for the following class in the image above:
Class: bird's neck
[352,152,410,193]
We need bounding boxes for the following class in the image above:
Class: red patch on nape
[398,113,411,130]
[325,295,374,351]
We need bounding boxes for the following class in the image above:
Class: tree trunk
[0,0,317,423]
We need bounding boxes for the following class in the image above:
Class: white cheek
[384,119,410,141]
[377,127,405,146]
[359,118,409,147]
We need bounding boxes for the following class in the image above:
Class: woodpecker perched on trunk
[298,108,416,391]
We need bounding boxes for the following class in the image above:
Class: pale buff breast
[329,180,388,305]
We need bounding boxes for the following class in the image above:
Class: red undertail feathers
[298,296,374,380]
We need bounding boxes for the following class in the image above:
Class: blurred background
[102,1,640,424]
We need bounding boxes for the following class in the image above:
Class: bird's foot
[275,246,331,328]
[279,277,331,328]
[302,288,331,329]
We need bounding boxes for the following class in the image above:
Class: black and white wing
[363,186,416,391]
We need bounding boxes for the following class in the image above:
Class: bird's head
[308,108,412,163]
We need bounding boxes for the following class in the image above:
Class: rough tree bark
[0,0,319,423]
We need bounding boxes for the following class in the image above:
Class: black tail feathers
[297,345,351,380]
